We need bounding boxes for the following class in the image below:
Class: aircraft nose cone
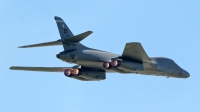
[183,71,190,78]
[185,72,190,78]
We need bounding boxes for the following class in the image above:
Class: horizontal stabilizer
[122,42,151,62]
[65,31,92,43]
[18,31,92,48]
[19,41,62,48]
[10,66,72,72]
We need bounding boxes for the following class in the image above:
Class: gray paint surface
[10,16,190,81]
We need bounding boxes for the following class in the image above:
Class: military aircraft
[10,16,190,81]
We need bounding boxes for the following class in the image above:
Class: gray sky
[1,0,200,112]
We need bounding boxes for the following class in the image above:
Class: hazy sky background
[1,0,200,112]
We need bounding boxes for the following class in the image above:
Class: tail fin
[55,16,76,50]
[17,16,92,50]
[54,16,74,39]
[18,31,92,48]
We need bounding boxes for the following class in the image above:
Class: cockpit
[151,57,190,78]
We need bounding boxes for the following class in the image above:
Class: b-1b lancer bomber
[10,16,190,81]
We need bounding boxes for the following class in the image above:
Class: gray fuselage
[56,44,190,78]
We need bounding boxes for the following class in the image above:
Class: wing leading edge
[9,66,90,81]
[122,42,151,62]
[10,66,72,72]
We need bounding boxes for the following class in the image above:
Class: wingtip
[9,66,14,70]
[18,46,28,48]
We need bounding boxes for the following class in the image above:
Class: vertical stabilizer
[55,16,77,50]
[54,16,74,39]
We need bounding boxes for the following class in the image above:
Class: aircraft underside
[10,16,190,81]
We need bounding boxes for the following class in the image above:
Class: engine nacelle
[64,68,106,81]
[111,59,143,72]
[78,69,106,80]
[64,68,79,77]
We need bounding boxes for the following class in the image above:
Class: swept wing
[122,42,151,62]
[10,66,72,72]
[10,66,90,81]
